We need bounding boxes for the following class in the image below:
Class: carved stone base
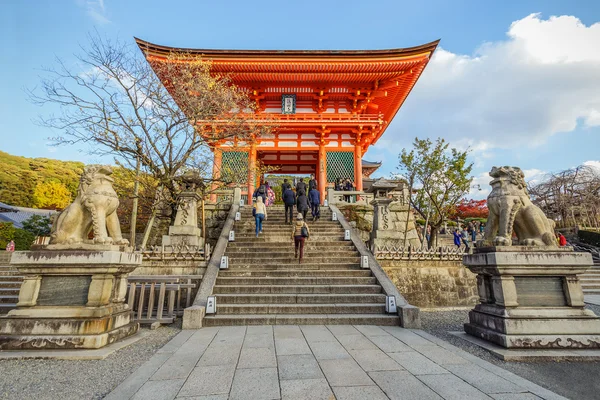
[0,250,141,350]
[463,248,600,349]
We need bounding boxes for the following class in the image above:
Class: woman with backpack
[253,196,267,238]
[291,213,310,264]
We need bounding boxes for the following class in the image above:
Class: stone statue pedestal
[162,191,204,249]
[0,248,141,350]
[463,246,600,349]
[369,198,420,251]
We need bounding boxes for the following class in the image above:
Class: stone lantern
[162,171,205,250]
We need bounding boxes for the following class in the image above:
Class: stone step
[213,284,383,295]
[0,295,19,304]
[219,269,371,277]
[582,284,600,289]
[232,236,347,242]
[226,257,361,265]
[215,277,378,285]
[0,303,16,314]
[0,276,23,282]
[216,303,387,315]
[216,293,386,304]
[226,250,359,257]
[225,245,356,253]
[0,281,22,288]
[220,264,362,271]
[202,313,400,326]
[0,288,20,295]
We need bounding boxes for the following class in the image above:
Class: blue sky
[1,1,600,197]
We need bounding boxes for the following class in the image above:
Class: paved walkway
[106,325,566,400]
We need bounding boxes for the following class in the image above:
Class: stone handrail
[183,188,241,328]
[329,204,421,328]
[375,246,466,261]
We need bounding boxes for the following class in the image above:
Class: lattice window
[326,151,355,183]
[221,151,248,184]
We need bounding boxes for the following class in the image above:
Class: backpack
[301,223,309,238]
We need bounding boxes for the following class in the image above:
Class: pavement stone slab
[369,370,443,400]
[274,325,303,339]
[175,396,229,400]
[413,344,470,365]
[237,347,277,369]
[131,378,186,400]
[353,325,389,337]
[319,358,373,387]
[300,325,337,343]
[151,352,204,381]
[246,325,273,336]
[197,344,242,367]
[326,325,360,336]
[280,378,334,400]
[444,364,526,394]
[104,352,172,400]
[229,367,280,400]
[177,365,236,397]
[332,385,391,400]
[275,337,312,355]
[418,373,493,400]
[336,334,378,351]
[368,334,413,353]
[348,349,403,371]
[382,327,436,346]
[158,330,196,354]
[243,333,275,349]
[277,354,324,380]
[388,351,450,375]
[489,394,543,400]
[309,340,351,360]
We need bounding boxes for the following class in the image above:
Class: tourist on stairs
[254,196,267,238]
[281,179,291,200]
[292,213,310,264]
[283,187,296,225]
[296,178,307,194]
[308,187,320,221]
[296,189,309,221]
[308,174,318,192]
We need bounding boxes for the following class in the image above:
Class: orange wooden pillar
[209,148,222,203]
[247,143,257,205]
[354,144,363,192]
[318,143,327,205]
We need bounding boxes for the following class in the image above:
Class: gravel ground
[0,322,181,400]
[420,305,600,400]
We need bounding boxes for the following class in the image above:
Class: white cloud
[77,0,110,24]
[583,160,600,171]
[395,13,600,151]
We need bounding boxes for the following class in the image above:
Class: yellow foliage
[33,181,72,209]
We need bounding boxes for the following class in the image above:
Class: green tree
[397,137,473,248]
[21,215,52,237]
[13,229,35,251]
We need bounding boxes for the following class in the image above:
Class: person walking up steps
[292,213,310,264]
[296,189,309,221]
[283,186,296,225]
[253,196,267,238]
[308,186,320,221]
[296,178,307,195]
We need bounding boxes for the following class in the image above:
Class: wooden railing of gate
[127,275,203,325]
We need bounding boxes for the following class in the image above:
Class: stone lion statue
[50,165,129,246]
[484,166,556,247]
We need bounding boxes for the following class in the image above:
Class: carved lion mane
[484,166,556,247]
[50,165,129,246]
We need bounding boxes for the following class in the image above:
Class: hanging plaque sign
[281,94,296,114]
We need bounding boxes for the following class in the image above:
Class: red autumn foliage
[451,199,488,219]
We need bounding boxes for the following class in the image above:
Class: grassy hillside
[0,151,84,209]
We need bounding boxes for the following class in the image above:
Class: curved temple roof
[135,38,439,148]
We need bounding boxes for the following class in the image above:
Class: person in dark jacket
[253,182,267,204]
[296,189,309,221]
[282,187,296,224]
[308,187,320,221]
[308,174,318,192]
[296,178,307,195]
[281,179,291,200]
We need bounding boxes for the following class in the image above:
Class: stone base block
[162,234,204,248]
[464,322,600,349]
[0,317,138,350]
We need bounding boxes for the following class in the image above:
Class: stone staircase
[581,265,600,295]
[0,253,20,314]
[203,205,399,326]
